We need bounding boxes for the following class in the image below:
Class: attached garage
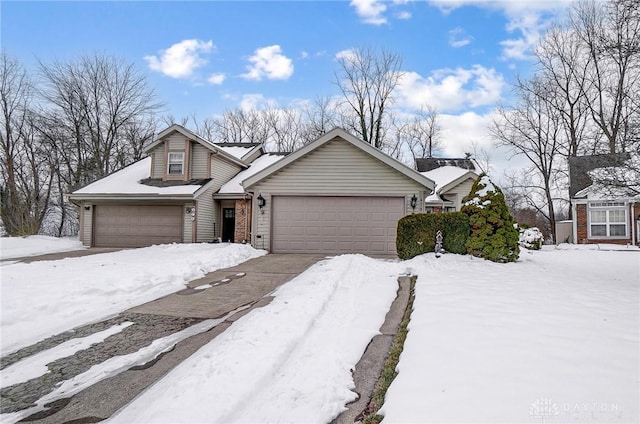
[244,128,436,256]
[93,205,183,247]
[272,196,404,254]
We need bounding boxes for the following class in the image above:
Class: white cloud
[396,10,412,20]
[335,49,357,62]
[448,27,473,48]
[144,39,214,79]
[242,45,294,81]
[207,73,225,85]
[350,0,387,25]
[239,94,272,111]
[428,1,572,60]
[395,65,505,112]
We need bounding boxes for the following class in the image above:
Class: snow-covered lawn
[0,243,265,355]
[381,247,640,423]
[0,235,85,260]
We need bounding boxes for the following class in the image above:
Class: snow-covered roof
[421,166,478,204]
[216,145,257,161]
[71,157,202,196]
[219,154,285,194]
[574,153,640,200]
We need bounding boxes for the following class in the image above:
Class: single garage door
[272,196,404,255]
[94,205,183,247]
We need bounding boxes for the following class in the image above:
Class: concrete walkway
[6,247,125,263]
[129,253,324,319]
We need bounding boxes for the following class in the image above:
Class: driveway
[1,253,324,424]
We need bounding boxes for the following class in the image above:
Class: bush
[461,174,520,263]
[396,212,470,259]
[518,225,544,250]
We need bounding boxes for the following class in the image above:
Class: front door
[222,208,235,242]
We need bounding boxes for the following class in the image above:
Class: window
[167,152,184,175]
[445,206,456,212]
[589,202,627,238]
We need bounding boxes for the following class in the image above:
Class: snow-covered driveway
[108,254,404,423]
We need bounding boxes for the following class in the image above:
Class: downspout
[571,200,578,244]
[244,193,251,243]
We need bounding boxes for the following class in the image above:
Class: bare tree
[301,96,339,143]
[570,0,640,154]
[492,76,563,242]
[0,53,53,235]
[535,24,593,158]
[334,47,404,149]
[38,53,162,187]
[396,105,442,163]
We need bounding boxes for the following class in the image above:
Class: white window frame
[588,201,628,239]
[167,152,185,175]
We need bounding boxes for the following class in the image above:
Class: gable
[443,176,476,198]
[246,137,428,194]
[244,128,434,192]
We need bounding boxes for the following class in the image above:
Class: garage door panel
[94,205,182,248]
[272,196,403,255]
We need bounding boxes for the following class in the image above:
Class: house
[68,124,281,247]
[568,154,640,245]
[69,126,435,256]
[416,158,480,212]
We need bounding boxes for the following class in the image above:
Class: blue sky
[2,0,574,175]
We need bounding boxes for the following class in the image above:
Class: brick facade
[234,198,252,243]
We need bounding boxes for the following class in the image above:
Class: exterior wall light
[257,194,266,211]
[410,194,418,211]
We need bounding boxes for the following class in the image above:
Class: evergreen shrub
[461,174,520,263]
[396,212,470,259]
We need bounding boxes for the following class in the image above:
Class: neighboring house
[68,124,276,247]
[69,126,435,255]
[569,154,640,245]
[416,158,479,212]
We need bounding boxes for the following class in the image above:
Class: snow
[1,322,132,387]
[555,242,640,251]
[219,154,284,194]
[421,166,474,192]
[380,248,639,423]
[2,306,250,424]
[0,235,85,260]
[107,254,403,423]
[72,157,202,195]
[421,166,477,205]
[0,243,266,355]
[2,242,637,423]
[216,145,257,160]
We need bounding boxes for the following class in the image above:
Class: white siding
[195,184,218,242]
[194,157,243,242]
[211,156,242,185]
[151,146,165,178]
[251,138,424,194]
[191,144,210,179]
[166,133,186,150]
[447,177,476,210]
[183,204,195,243]
[82,203,93,246]
[249,138,428,251]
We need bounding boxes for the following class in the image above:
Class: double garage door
[272,196,404,255]
[93,205,183,248]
